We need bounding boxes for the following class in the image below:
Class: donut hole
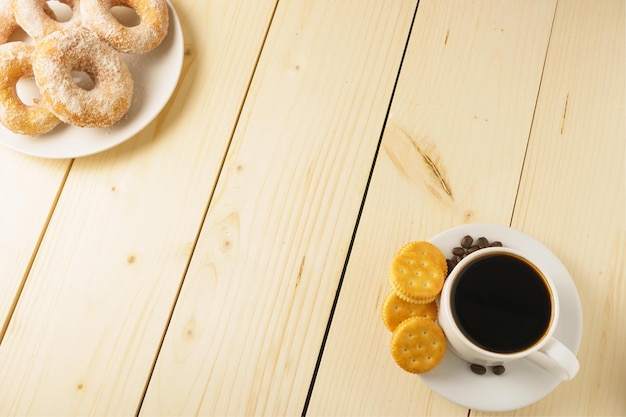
[45,1,74,23]
[71,70,96,91]
[16,77,42,107]
[111,6,140,27]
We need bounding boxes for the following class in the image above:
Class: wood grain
[485,0,625,415]
[0,155,68,338]
[0,1,277,415]
[0,0,621,415]
[305,0,558,415]
[139,1,417,415]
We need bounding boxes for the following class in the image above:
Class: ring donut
[0,42,61,135]
[0,0,20,44]
[33,27,133,128]
[81,0,169,54]
[12,0,82,41]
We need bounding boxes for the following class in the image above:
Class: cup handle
[527,337,579,380]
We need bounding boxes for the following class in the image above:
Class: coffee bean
[467,245,480,254]
[461,235,473,249]
[446,258,457,274]
[446,235,504,278]
[470,364,487,375]
[452,247,466,256]
[477,237,489,248]
[492,365,506,375]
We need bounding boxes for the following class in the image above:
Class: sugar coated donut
[81,0,169,54]
[0,0,20,44]
[33,27,133,128]
[12,0,82,41]
[0,42,61,135]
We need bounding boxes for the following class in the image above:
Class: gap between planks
[0,159,74,344]
[508,0,559,230]
[301,0,422,415]
[133,1,282,415]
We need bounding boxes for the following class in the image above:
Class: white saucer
[418,223,582,412]
[0,0,184,159]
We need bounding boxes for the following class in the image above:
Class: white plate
[419,223,583,412]
[0,0,184,159]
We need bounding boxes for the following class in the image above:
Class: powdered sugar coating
[82,0,168,54]
[0,0,20,44]
[12,0,82,41]
[0,42,61,135]
[33,27,133,127]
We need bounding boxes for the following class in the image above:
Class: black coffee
[451,253,552,353]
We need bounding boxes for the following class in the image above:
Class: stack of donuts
[0,0,169,136]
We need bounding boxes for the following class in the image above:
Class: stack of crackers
[381,241,447,374]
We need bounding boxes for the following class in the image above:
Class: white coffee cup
[438,246,579,380]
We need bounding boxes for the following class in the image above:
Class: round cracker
[389,244,445,303]
[382,291,438,332]
[390,316,446,374]
[400,241,447,276]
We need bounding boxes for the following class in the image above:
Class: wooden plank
[304,0,558,415]
[0,155,68,337]
[139,1,417,415]
[0,1,277,415]
[486,0,625,415]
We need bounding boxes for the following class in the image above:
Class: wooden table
[0,0,624,415]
